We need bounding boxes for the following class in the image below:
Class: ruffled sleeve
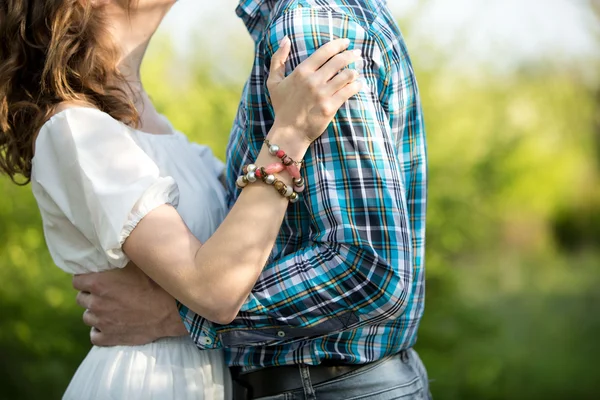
[33,107,179,268]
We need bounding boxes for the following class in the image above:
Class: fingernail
[280,36,290,47]
[342,38,351,46]
[352,49,362,57]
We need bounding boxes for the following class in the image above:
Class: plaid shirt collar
[236,0,270,19]
[236,0,280,42]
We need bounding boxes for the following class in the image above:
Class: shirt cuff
[177,301,221,350]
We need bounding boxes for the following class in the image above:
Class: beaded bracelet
[264,139,305,192]
[246,162,305,193]
[236,164,299,203]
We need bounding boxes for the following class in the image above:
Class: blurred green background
[1,1,599,399]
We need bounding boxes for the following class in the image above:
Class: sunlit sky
[157,0,598,78]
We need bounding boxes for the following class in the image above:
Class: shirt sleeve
[33,108,179,269]
[184,8,423,350]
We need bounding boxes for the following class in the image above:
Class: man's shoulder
[271,0,387,31]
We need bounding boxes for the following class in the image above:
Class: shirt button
[277,331,286,338]
[203,337,213,346]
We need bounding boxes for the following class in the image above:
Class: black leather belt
[231,363,364,399]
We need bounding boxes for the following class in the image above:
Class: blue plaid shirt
[179,0,427,369]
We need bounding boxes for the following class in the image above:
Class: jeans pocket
[312,354,424,400]
[347,376,423,400]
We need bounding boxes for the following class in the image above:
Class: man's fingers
[72,273,96,292]
[90,328,119,347]
[267,36,291,88]
[297,38,350,72]
[90,328,146,347]
[90,327,111,347]
[83,309,99,328]
[76,291,92,309]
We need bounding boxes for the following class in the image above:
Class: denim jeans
[255,349,431,400]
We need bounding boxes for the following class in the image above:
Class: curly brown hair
[0,0,139,184]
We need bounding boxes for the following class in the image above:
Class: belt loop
[299,365,317,400]
[400,350,410,364]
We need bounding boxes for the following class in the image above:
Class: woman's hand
[267,37,363,145]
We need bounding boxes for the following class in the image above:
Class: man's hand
[73,264,188,347]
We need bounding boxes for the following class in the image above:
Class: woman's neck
[105,3,174,90]
[101,2,176,134]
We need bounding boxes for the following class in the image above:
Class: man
[74,0,429,398]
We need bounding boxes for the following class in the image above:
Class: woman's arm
[122,38,362,324]
[123,128,301,324]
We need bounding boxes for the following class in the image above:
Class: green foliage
[1,38,599,399]
[0,182,90,399]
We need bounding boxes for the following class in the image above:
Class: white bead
[247,172,257,183]
[284,185,293,197]
[290,193,299,203]
[236,176,247,188]
[247,164,257,173]
[265,174,276,185]
[269,145,280,156]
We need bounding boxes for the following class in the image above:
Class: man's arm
[182,7,422,349]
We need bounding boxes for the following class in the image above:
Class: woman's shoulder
[38,102,128,141]
[43,102,114,129]
[33,102,131,163]
[53,101,96,115]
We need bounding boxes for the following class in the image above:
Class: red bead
[286,164,301,179]
[276,150,286,158]
[265,162,285,174]
[255,169,263,179]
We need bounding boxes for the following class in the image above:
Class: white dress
[30,107,232,399]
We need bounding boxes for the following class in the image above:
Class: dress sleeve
[33,108,179,268]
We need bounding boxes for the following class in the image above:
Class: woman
[0,0,363,398]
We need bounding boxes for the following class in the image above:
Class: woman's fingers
[327,68,360,94]
[294,38,351,74]
[331,80,363,109]
[267,36,291,90]
[317,49,362,82]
